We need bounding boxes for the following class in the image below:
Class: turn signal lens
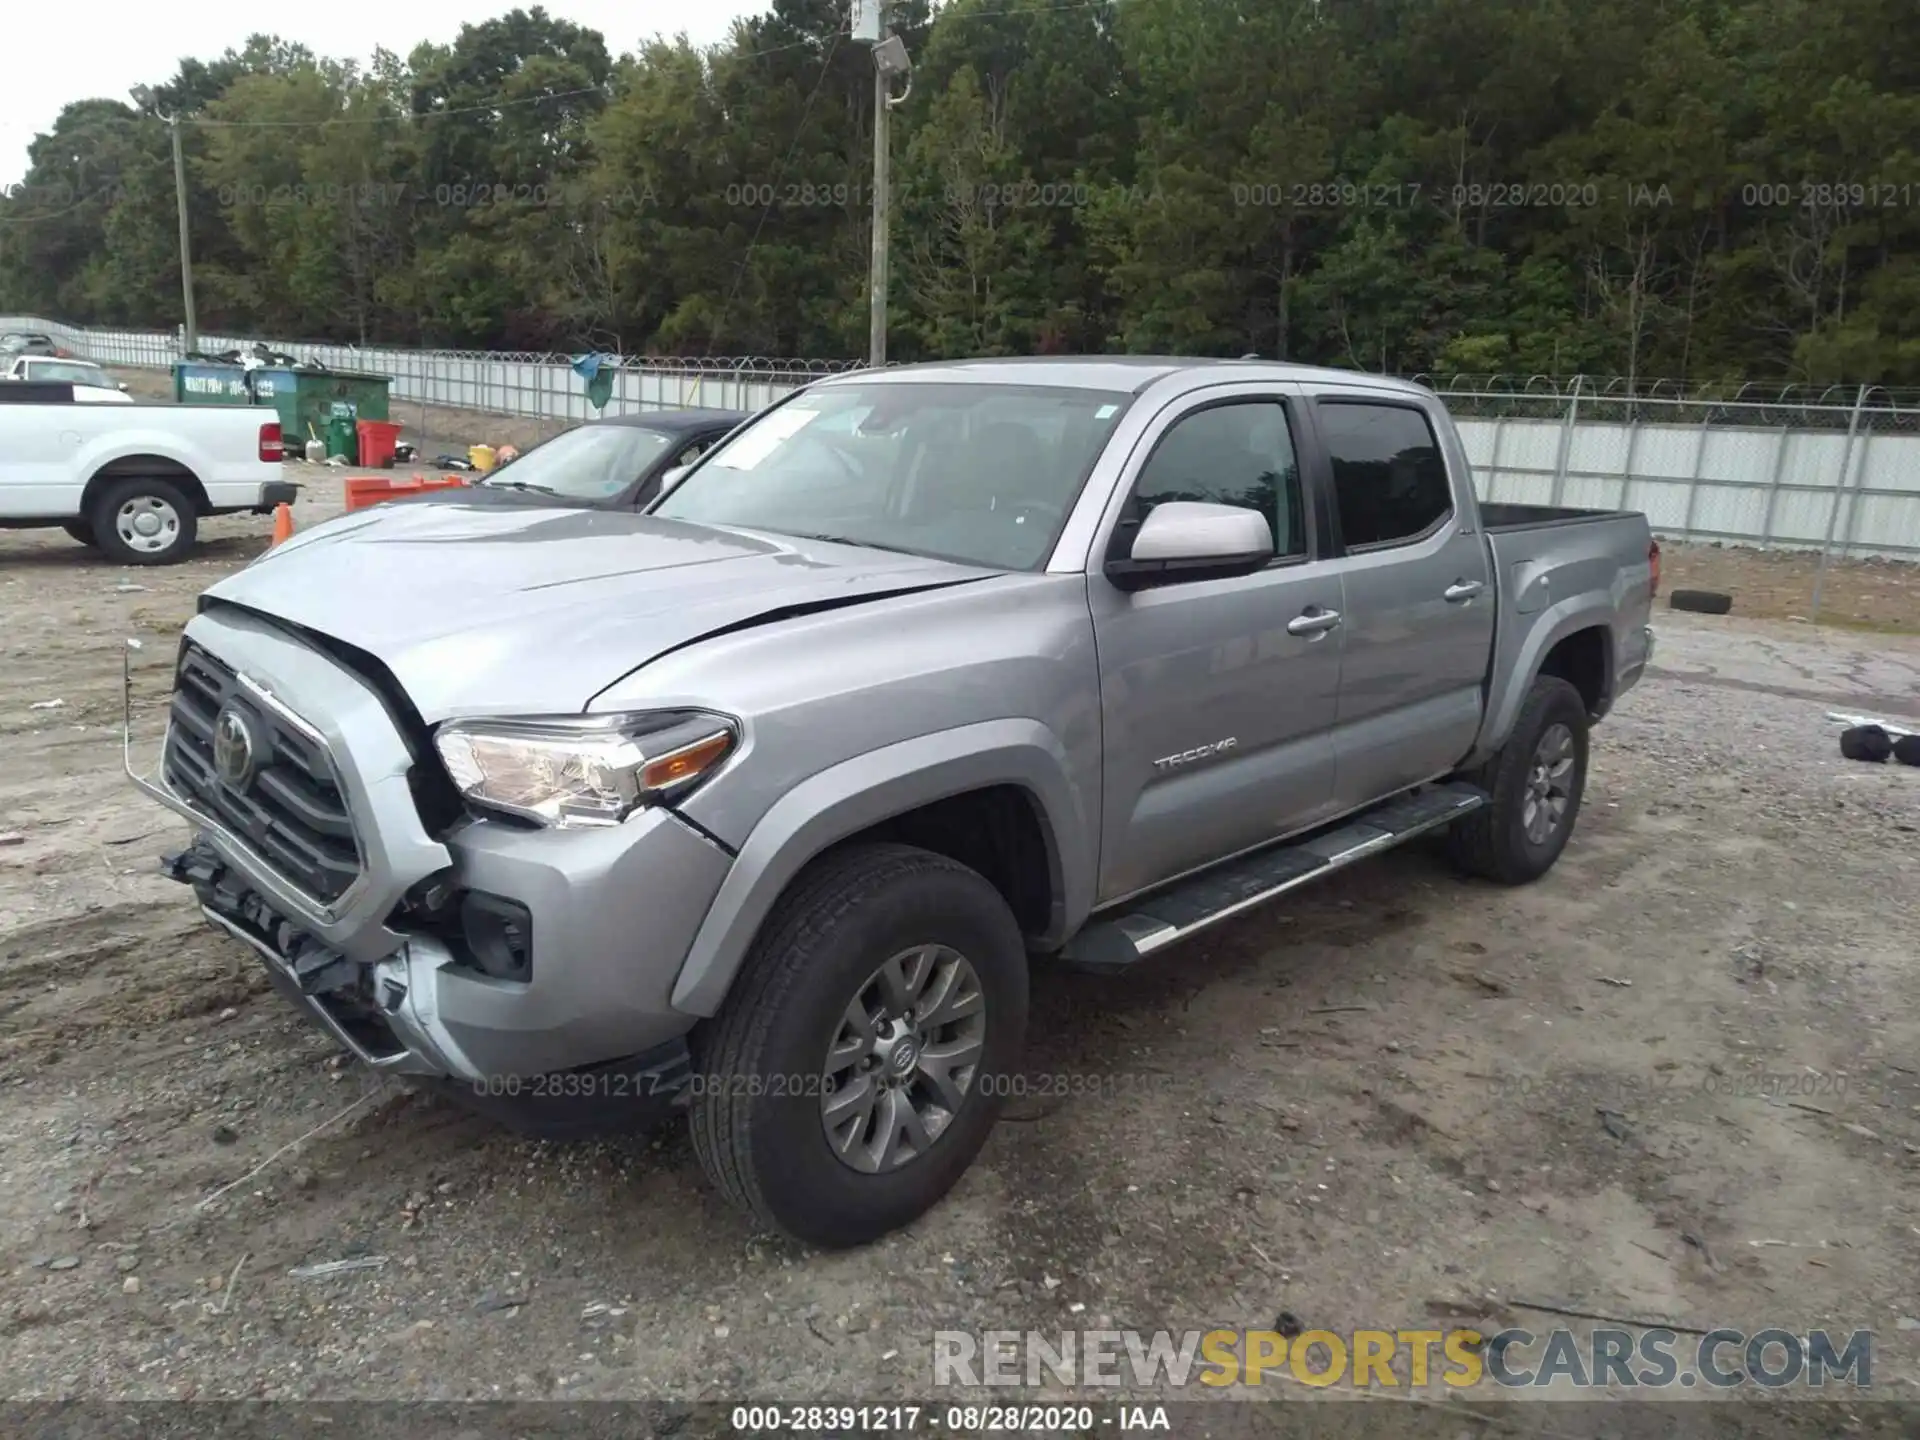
[640,730,735,791]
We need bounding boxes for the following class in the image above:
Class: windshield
[27,362,108,386]
[653,382,1132,569]
[480,423,675,499]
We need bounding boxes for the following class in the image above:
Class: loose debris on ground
[1,473,1917,1414]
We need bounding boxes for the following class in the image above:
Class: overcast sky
[1,1,771,187]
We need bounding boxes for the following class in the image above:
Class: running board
[1061,782,1486,974]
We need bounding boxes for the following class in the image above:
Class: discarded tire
[1893,734,1920,768]
[1669,589,1733,615]
[1840,726,1894,763]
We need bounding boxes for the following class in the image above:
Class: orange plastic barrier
[343,473,469,512]
[270,503,294,547]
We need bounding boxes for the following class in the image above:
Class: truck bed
[1480,501,1637,532]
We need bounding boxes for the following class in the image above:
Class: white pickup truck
[0,399,295,563]
[3,355,133,400]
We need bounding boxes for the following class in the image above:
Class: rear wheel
[89,478,198,565]
[690,843,1027,1248]
[1447,676,1590,885]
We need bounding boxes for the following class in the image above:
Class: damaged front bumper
[122,614,724,1131]
[161,838,695,1134]
[162,836,471,1078]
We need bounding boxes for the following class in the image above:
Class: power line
[931,0,1125,19]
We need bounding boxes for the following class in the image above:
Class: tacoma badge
[1153,738,1239,772]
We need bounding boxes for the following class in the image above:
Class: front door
[1090,393,1346,904]
[1308,394,1494,812]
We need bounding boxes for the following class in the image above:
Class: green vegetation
[3,0,1916,381]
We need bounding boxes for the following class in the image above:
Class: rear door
[1307,391,1493,811]
[1090,388,1346,903]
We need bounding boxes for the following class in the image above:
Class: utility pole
[869,58,890,368]
[855,0,911,368]
[132,87,198,354]
[168,118,198,354]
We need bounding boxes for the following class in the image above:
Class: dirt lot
[2,489,1919,1424]
[1662,545,1920,635]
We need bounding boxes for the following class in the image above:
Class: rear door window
[1317,402,1452,550]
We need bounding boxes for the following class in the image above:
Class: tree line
[1,0,1916,384]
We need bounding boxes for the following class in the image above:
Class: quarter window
[1320,403,1451,549]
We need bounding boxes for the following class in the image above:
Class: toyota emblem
[212,705,258,790]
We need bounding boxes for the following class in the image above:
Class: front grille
[163,643,362,903]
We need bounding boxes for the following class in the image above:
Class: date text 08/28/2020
[729,1405,1170,1433]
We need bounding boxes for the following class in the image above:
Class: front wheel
[1447,675,1590,885]
[89,478,198,565]
[690,843,1028,1247]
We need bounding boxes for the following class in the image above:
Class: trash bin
[468,444,497,474]
[325,413,359,464]
[356,420,401,469]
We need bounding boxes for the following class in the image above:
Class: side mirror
[654,464,691,500]
[1105,501,1273,592]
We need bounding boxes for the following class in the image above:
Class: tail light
[258,422,284,462]
[1648,539,1662,597]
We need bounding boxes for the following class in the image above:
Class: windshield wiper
[481,479,560,495]
[779,530,917,556]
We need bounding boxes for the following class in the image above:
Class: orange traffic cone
[270,503,294,547]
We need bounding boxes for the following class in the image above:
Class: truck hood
[205,502,996,720]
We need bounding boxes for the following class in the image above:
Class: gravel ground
[1,498,1918,1423]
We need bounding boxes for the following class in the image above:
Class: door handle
[1444,580,1485,604]
[1287,608,1342,637]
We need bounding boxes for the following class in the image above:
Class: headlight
[433,711,737,829]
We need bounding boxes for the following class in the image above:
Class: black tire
[689,842,1028,1248]
[88,477,198,566]
[1447,676,1590,886]
[1669,589,1732,615]
[1840,726,1894,763]
[1894,734,1920,768]
[62,519,96,547]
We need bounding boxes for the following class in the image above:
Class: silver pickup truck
[129,358,1656,1246]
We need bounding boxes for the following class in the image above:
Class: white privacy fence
[12,317,1920,561]
[0,316,857,421]
[1433,381,1920,562]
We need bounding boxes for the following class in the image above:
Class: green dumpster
[276,370,390,452]
[173,362,254,405]
[171,363,392,451]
